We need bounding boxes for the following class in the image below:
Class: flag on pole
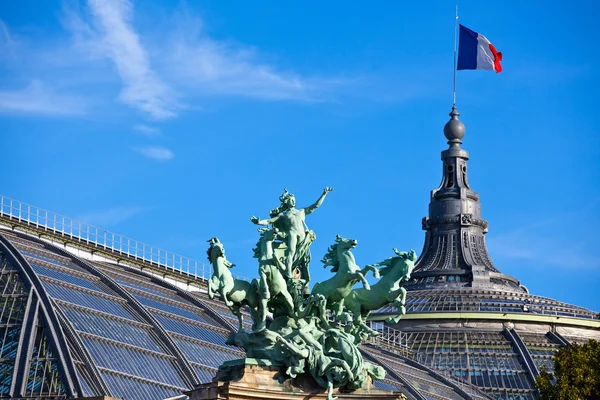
[457,24,502,73]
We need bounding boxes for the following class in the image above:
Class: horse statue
[206,238,258,332]
[344,248,417,338]
[252,228,295,332]
[311,235,380,324]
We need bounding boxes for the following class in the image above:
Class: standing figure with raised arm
[251,187,333,278]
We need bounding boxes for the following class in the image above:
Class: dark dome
[367,107,600,400]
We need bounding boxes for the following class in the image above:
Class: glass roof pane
[133,293,200,321]
[42,282,134,320]
[61,305,161,352]
[31,262,103,293]
[193,366,217,384]
[152,313,232,348]
[82,336,186,387]
[174,338,239,368]
[101,371,183,400]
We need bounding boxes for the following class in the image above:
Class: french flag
[457,24,502,73]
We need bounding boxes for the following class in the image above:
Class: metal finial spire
[412,104,517,291]
[453,5,459,106]
[443,105,465,148]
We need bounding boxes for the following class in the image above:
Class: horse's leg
[345,295,376,338]
[361,310,373,330]
[248,306,259,331]
[357,311,378,337]
[208,277,216,299]
[344,297,365,338]
[221,288,234,307]
[388,287,407,310]
[395,287,407,315]
[317,296,329,329]
[284,290,295,314]
[355,272,370,290]
[255,297,268,332]
[244,282,260,330]
[258,266,270,299]
[360,265,380,279]
[386,288,407,324]
[219,278,236,307]
[231,305,244,333]
[387,308,405,324]
[386,287,405,302]
[333,298,347,322]
[353,312,365,332]
[237,308,244,333]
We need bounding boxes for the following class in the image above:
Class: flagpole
[453,5,459,106]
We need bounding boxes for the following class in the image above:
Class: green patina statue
[209,188,416,400]
[250,187,332,278]
[252,228,295,332]
[207,238,258,332]
[312,235,380,323]
[344,249,416,338]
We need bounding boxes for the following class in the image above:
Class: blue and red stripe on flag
[457,24,502,73]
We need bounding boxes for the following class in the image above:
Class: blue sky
[1,1,599,312]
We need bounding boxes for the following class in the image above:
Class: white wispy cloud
[75,205,149,227]
[161,11,336,101]
[61,2,339,113]
[133,145,174,161]
[0,80,86,116]
[66,0,177,119]
[3,3,346,120]
[0,19,13,48]
[133,124,160,136]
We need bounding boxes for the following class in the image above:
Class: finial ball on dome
[443,106,466,141]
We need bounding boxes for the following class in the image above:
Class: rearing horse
[253,228,295,332]
[311,235,379,323]
[344,248,416,338]
[207,238,258,332]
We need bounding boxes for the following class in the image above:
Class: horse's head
[253,228,278,259]
[400,249,417,280]
[261,227,278,241]
[379,248,417,280]
[335,234,358,251]
[408,249,417,262]
[322,235,358,271]
[206,237,225,263]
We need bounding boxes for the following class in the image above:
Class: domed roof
[367,107,600,400]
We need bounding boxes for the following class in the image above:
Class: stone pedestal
[188,359,405,400]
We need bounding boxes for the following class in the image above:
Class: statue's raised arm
[249,187,332,278]
[303,187,333,215]
[250,214,281,226]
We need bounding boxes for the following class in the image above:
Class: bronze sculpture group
[207,188,416,399]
